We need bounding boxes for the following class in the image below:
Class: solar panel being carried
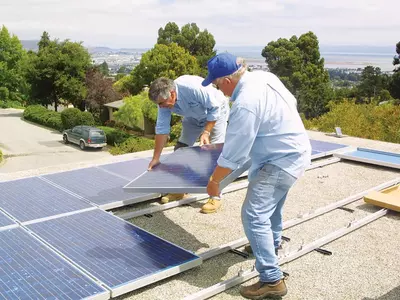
[123,143,251,194]
[42,167,159,210]
[26,209,201,297]
[0,227,109,300]
[0,177,94,224]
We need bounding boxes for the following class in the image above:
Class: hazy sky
[1,0,397,48]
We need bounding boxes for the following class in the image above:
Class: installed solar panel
[0,177,93,224]
[334,148,400,169]
[123,143,251,194]
[42,167,158,210]
[0,211,16,230]
[97,158,150,180]
[0,227,108,300]
[27,209,201,297]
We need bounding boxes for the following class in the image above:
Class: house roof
[1,131,400,300]
[104,100,124,109]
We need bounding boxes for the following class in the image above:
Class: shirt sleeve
[155,107,172,135]
[217,106,261,170]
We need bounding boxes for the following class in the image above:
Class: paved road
[0,108,111,173]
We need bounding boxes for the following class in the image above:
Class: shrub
[79,111,95,126]
[109,136,155,155]
[61,108,82,129]
[23,105,63,131]
[170,122,182,142]
[97,126,131,145]
[0,87,10,101]
[0,149,3,163]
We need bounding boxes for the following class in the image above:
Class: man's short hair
[148,77,176,103]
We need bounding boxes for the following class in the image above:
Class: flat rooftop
[1,130,399,300]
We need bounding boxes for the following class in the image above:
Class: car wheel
[79,141,85,150]
[63,134,69,144]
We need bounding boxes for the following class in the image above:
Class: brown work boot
[240,279,287,299]
[161,193,187,204]
[200,197,222,214]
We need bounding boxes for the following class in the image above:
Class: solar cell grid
[0,211,15,229]
[0,177,93,223]
[0,228,108,300]
[27,209,201,296]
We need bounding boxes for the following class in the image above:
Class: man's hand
[199,131,210,146]
[207,179,220,197]
[148,158,160,170]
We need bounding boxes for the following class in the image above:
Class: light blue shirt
[155,75,228,135]
[217,71,312,180]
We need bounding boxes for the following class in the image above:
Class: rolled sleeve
[217,107,260,170]
[155,107,172,135]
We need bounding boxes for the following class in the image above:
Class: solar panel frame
[0,177,95,223]
[41,166,159,210]
[0,227,109,300]
[123,144,251,194]
[334,147,400,170]
[0,210,17,231]
[26,209,202,297]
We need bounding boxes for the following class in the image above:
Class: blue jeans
[241,164,297,282]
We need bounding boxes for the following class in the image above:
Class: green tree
[357,66,384,103]
[99,61,109,76]
[157,22,216,76]
[390,42,400,100]
[262,31,332,118]
[128,43,201,95]
[113,93,145,130]
[393,41,400,72]
[26,32,91,111]
[0,25,28,103]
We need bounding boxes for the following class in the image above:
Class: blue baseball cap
[202,52,241,86]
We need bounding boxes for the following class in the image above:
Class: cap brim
[201,76,213,87]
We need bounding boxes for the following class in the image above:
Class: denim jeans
[241,164,297,282]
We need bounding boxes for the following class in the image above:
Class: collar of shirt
[231,71,249,102]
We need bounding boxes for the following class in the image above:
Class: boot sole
[240,290,287,300]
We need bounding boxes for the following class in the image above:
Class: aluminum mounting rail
[184,208,389,300]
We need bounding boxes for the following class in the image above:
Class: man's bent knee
[174,141,189,152]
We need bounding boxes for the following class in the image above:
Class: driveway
[0,108,111,173]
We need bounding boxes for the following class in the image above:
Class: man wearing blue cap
[203,52,311,298]
[147,75,229,212]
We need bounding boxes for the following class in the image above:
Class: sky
[0,0,397,49]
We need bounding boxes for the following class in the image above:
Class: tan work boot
[240,279,287,299]
[200,197,222,214]
[161,193,187,204]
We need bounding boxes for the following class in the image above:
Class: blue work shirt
[155,75,228,135]
[217,71,312,180]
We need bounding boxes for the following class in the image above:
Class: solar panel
[310,139,348,153]
[0,211,16,230]
[123,143,251,194]
[97,158,150,180]
[334,148,400,169]
[0,227,108,300]
[42,167,158,210]
[26,209,201,297]
[0,177,94,224]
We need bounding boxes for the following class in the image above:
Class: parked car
[63,126,107,150]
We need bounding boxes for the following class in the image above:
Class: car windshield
[90,131,104,137]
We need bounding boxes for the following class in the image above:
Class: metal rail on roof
[184,208,389,300]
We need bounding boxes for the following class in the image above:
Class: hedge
[61,108,95,129]
[23,105,63,131]
[109,136,155,155]
[97,126,131,145]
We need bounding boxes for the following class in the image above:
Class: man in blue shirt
[203,53,311,299]
[147,75,229,211]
